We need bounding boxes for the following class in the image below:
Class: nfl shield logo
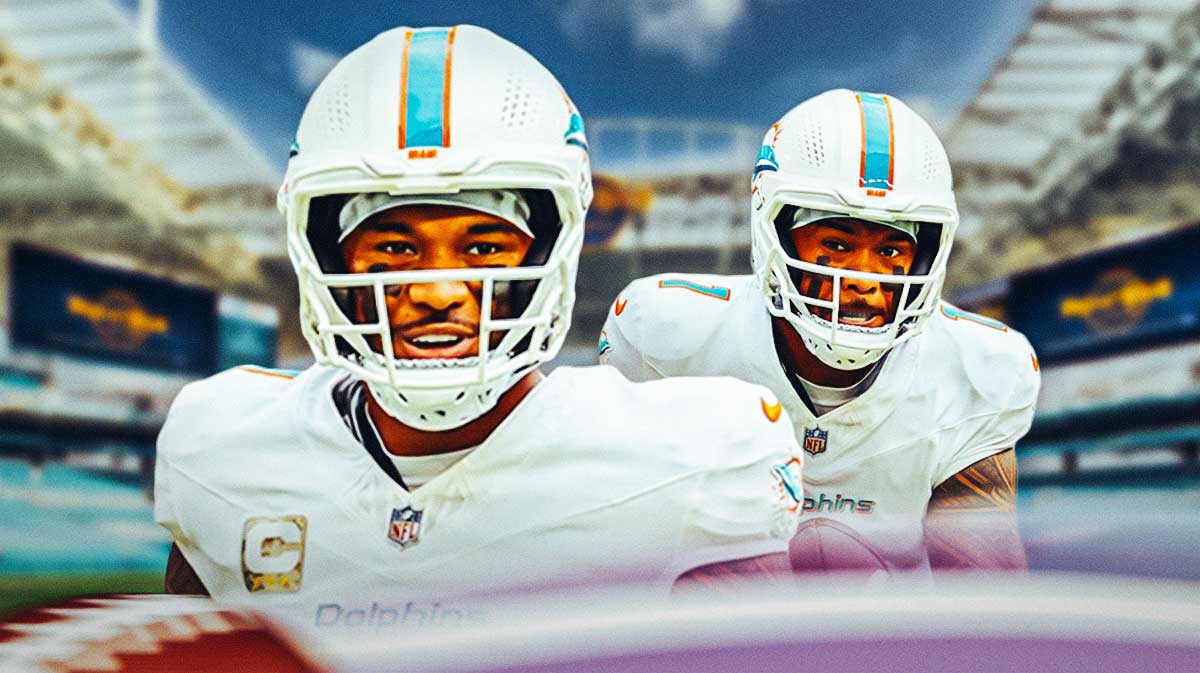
[803,427,829,456]
[388,506,422,549]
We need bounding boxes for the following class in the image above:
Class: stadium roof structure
[0,0,277,190]
[0,0,283,278]
[947,0,1200,246]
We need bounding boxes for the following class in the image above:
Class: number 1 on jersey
[940,305,1008,332]
[657,279,732,301]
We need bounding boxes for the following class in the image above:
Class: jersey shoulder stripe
[156,366,327,469]
[236,365,302,380]
[924,302,1041,415]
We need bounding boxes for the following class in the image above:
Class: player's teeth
[412,335,462,345]
[838,312,876,323]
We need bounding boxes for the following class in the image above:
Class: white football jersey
[154,363,803,609]
[601,274,1040,573]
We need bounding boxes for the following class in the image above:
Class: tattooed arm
[671,552,793,596]
[924,448,1027,571]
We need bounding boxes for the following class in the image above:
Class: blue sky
[126,0,1044,171]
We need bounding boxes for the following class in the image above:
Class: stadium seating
[0,458,168,574]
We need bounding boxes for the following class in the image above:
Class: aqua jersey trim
[657,279,732,301]
[238,365,301,380]
[940,305,1009,332]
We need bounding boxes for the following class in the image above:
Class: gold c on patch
[241,515,307,593]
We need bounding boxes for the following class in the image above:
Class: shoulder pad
[552,366,797,469]
[608,273,752,363]
[634,374,798,467]
[928,303,1041,413]
[157,365,302,465]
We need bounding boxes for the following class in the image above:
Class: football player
[600,90,1039,574]
[154,26,804,606]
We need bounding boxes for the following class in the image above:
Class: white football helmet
[750,89,958,370]
[279,25,593,430]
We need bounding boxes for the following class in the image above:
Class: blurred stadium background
[0,0,1198,613]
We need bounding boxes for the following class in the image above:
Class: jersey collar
[740,278,921,462]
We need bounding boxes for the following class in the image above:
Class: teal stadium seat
[0,459,169,574]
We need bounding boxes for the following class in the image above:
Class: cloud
[757,30,959,131]
[289,40,342,92]
[559,0,748,69]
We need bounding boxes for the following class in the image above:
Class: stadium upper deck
[948,0,1200,287]
[0,0,281,277]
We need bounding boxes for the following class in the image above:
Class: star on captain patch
[388,506,423,549]
[803,426,829,456]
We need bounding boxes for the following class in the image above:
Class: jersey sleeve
[931,332,1041,487]
[152,372,275,600]
[599,274,742,381]
[154,450,242,598]
[598,290,659,382]
[666,382,804,578]
[152,448,182,542]
[153,380,202,546]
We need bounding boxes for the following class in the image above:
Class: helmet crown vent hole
[500,74,537,130]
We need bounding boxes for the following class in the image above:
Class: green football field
[0,571,165,617]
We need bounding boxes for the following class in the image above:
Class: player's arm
[165,543,210,595]
[671,552,793,595]
[154,428,211,596]
[924,448,1027,571]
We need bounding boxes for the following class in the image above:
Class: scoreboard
[9,244,277,375]
[1007,225,1200,364]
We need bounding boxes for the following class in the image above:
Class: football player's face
[789,218,916,328]
[340,204,533,360]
